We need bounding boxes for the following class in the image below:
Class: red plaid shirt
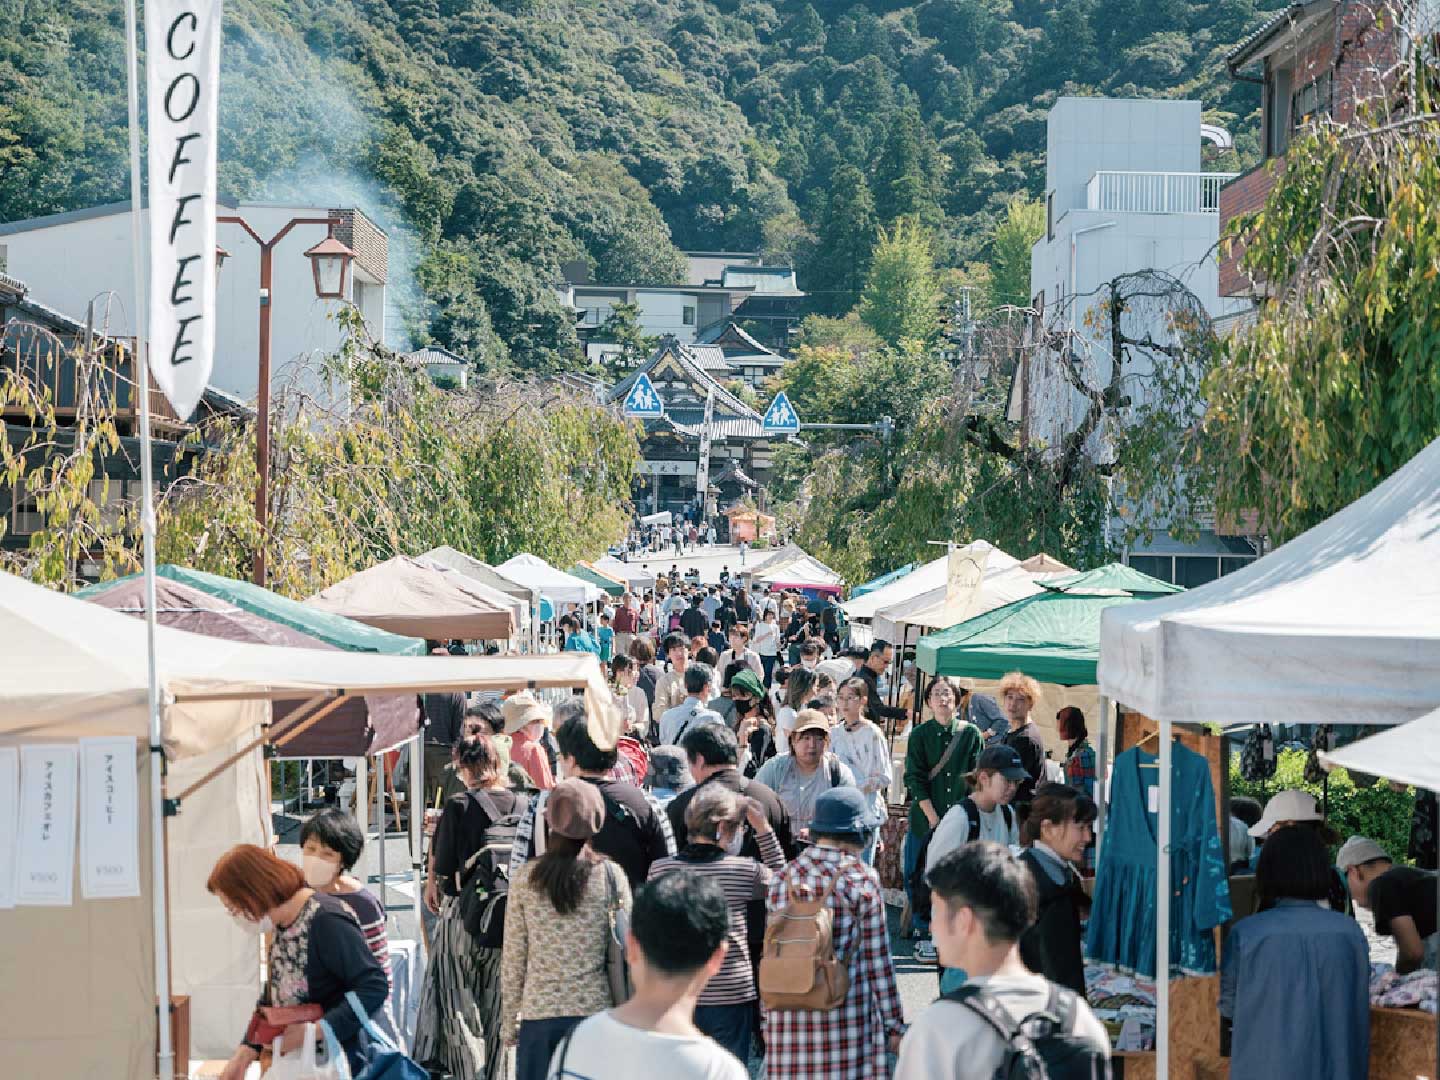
[763,845,906,1079]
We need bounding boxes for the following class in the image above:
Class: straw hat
[502,691,551,734]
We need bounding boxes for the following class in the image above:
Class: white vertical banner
[146,0,223,419]
[79,737,142,899]
[16,745,78,906]
[0,748,18,908]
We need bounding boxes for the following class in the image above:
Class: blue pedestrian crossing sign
[762,391,801,434]
[622,372,664,418]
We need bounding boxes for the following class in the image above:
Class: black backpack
[910,799,1014,922]
[944,983,1111,1079]
[455,790,528,947]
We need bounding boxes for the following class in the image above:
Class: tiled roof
[1226,1,1330,70]
[688,345,733,373]
[608,338,763,426]
[406,346,466,366]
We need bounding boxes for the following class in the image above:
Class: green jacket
[904,718,982,837]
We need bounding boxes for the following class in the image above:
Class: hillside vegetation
[2,0,1284,370]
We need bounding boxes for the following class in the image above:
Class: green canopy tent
[914,564,1181,685]
[569,563,626,598]
[77,565,425,655]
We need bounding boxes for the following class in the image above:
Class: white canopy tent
[841,553,951,621]
[873,551,1038,644]
[497,553,604,610]
[594,555,655,592]
[0,570,614,1078]
[1322,706,1440,791]
[754,552,844,589]
[1098,436,1440,1077]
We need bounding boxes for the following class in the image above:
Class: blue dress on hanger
[1086,742,1233,976]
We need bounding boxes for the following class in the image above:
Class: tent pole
[122,0,172,1071]
[410,734,425,960]
[1095,695,1111,856]
[355,754,368,836]
[376,752,387,910]
[1157,714,1173,1079]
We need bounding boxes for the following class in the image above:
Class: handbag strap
[315,1018,349,1067]
[344,990,397,1053]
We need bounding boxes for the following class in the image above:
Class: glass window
[683,306,696,326]
[1219,556,1255,577]
[1175,556,1221,589]
[11,475,42,536]
[1127,555,1173,583]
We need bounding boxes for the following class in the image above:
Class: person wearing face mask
[647,786,786,1064]
[1017,784,1097,994]
[207,844,388,1080]
[297,809,394,1031]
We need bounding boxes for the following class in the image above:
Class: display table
[1109,974,1222,1080]
[1369,1005,1437,1079]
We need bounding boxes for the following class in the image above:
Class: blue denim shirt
[1220,898,1370,1080]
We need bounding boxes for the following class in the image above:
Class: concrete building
[0,199,389,410]
[1027,96,1257,587]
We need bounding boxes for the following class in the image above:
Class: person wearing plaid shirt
[764,787,906,1079]
[1058,706,1097,874]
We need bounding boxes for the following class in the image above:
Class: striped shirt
[647,830,786,1006]
[332,887,391,992]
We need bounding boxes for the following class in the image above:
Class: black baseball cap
[977,745,1028,781]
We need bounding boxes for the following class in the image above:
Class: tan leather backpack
[757,874,850,1010]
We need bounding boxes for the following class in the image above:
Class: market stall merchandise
[82,576,419,757]
[1099,436,1440,1078]
[306,555,516,641]
[0,569,615,1079]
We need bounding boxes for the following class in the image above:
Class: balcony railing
[1085,171,1238,215]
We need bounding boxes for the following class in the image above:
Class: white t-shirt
[752,620,780,657]
[815,658,855,686]
[895,973,1110,1080]
[775,705,798,751]
[926,799,1020,873]
[549,1011,747,1080]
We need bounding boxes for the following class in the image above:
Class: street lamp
[217,213,352,586]
[303,236,356,301]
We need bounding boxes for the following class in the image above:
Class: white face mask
[231,912,275,935]
[303,854,340,889]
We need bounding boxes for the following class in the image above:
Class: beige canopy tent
[0,569,612,1078]
[306,555,516,642]
[419,546,534,632]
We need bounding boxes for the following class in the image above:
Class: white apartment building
[0,199,388,412]
[1026,97,1256,586]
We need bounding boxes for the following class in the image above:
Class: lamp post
[217,214,356,585]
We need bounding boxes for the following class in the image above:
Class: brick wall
[1217,163,1280,297]
[1333,0,1400,124]
[329,208,388,285]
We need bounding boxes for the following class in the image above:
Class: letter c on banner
[167,12,198,60]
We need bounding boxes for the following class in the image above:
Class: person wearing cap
[831,678,894,865]
[754,709,857,839]
[1338,835,1438,973]
[915,744,1025,966]
[1249,789,1350,913]
[764,786,906,1079]
[644,746,694,806]
[504,691,556,791]
[501,778,633,1080]
[815,646,861,688]
[659,662,724,747]
[1221,825,1370,1080]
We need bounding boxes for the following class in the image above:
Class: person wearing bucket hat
[1248,789,1325,839]
[644,746,694,806]
[501,778,632,1080]
[764,785,906,1079]
[504,691,555,791]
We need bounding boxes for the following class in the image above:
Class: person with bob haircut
[1221,825,1369,1080]
[207,843,388,1079]
[502,779,633,1080]
[1017,784,1097,993]
[548,872,747,1078]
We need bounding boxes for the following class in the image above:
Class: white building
[0,199,389,411]
[1026,97,1256,586]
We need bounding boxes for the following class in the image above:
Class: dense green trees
[859,220,944,346]
[2,0,1284,372]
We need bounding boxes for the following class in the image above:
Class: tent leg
[411,736,425,962]
[1156,715,1173,1079]
[376,755,387,913]
[355,755,368,837]
[1096,696,1111,858]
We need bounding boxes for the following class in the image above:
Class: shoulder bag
[602,861,633,1005]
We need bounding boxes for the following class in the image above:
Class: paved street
[614,543,769,586]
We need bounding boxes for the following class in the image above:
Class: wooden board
[1370,1005,1437,1080]
[1110,974,1223,1080]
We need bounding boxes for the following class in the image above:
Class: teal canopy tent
[915,564,1182,686]
[851,562,919,597]
[570,564,626,597]
[77,565,426,655]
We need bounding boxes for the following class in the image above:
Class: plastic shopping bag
[261,1022,350,1080]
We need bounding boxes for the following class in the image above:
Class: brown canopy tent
[306,555,516,641]
[84,576,419,757]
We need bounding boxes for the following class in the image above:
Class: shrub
[1230,749,1415,864]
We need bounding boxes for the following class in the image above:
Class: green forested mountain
[1,0,1284,370]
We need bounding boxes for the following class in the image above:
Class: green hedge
[1229,749,1416,863]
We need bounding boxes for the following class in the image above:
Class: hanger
[1135,727,1161,767]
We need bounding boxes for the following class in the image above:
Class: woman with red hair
[208,843,388,1080]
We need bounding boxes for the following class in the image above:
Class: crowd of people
[198,562,1438,1080]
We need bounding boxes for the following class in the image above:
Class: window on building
[1220,556,1256,577]
[1174,556,1222,589]
[1290,71,1332,131]
[1265,67,1294,158]
[10,475,42,536]
[1046,192,1055,241]
[0,245,7,274]
[87,477,129,527]
[683,306,696,327]
[1127,555,1174,584]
